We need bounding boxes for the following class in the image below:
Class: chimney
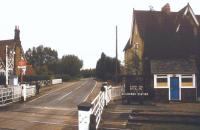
[14,25,20,41]
[161,3,171,14]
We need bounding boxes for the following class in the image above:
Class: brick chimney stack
[162,3,171,14]
[14,25,20,41]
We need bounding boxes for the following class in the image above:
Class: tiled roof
[123,39,132,51]
[151,57,197,74]
[124,4,200,54]
[0,39,20,63]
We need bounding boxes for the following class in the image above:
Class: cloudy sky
[0,0,199,69]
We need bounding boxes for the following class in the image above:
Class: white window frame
[154,74,169,88]
[180,74,195,88]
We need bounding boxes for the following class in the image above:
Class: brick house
[0,26,25,76]
[123,3,200,101]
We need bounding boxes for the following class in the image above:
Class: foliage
[81,69,96,78]
[25,46,83,82]
[60,55,83,77]
[23,75,50,82]
[96,52,120,81]
[25,45,58,75]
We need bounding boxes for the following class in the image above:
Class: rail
[26,85,36,98]
[0,87,22,106]
[0,78,62,106]
[78,84,112,130]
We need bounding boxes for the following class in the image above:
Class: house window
[156,75,168,87]
[181,75,193,87]
[135,43,139,49]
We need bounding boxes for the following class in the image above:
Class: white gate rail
[91,91,104,128]
[78,83,112,130]
[0,84,36,106]
[0,87,22,106]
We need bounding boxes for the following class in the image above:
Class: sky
[0,0,199,69]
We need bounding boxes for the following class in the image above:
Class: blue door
[170,77,180,100]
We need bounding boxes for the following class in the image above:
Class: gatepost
[102,82,108,106]
[22,84,26,101]
[78,102,93,130]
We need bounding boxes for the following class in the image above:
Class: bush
[23,75,51,82]
[61,74,71,82]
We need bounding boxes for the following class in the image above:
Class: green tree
[96,52,120,81]
[25,45,58,75]
[81,69,96,78]
[60,55,83,76]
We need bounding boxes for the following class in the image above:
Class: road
[0,78,97,130]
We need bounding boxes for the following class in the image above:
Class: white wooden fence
[51,79,62,85]
[0,84,36,106]
[78,84,112,130]
[0,87,22,106]
[21,84,36,101]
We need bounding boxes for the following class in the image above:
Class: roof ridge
[0,39,15,42]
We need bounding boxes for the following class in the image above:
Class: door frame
[169,75,181,101]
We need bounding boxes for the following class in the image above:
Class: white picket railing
[91,91,104,128]
[52,79,62,85]
[78,84,112,130]
[0,87,22,106]
[26,85,36,98]
[13,87,22,102]
[0,84,36,106]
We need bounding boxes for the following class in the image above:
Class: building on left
[0,26,25,78]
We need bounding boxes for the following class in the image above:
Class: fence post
[78,102,93,130]
[101,82,108,106]
[22,84,26,101]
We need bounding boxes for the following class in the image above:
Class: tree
[25,45,58,66]
[25,45,58,75]
[96,52,120,81]
[60,55,83,76]
[81,69,96,78]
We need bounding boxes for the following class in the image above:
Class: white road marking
[29,82,76,103]
[58,80,89,101]
[84,81,97,101]
[58,91,73,101]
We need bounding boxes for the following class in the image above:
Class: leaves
[96,52,120,81]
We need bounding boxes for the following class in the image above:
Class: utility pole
[6,45,8,85]
[115,26,118,83]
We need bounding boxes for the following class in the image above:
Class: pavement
[99,100,200,130]
[0,78,98,130]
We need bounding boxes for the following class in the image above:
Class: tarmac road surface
[0,78,97,130]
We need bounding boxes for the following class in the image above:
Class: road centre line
[84,81,97,101]
[29,82,77,103]
[58,80,89,101]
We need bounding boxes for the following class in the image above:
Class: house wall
[154,74,197,102]
[124,21,144,75]
[14,42,22,75]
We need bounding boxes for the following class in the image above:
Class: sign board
[18,60,27,66]
[18,66,26,69]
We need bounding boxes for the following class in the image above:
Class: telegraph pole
[115,26,118,83]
